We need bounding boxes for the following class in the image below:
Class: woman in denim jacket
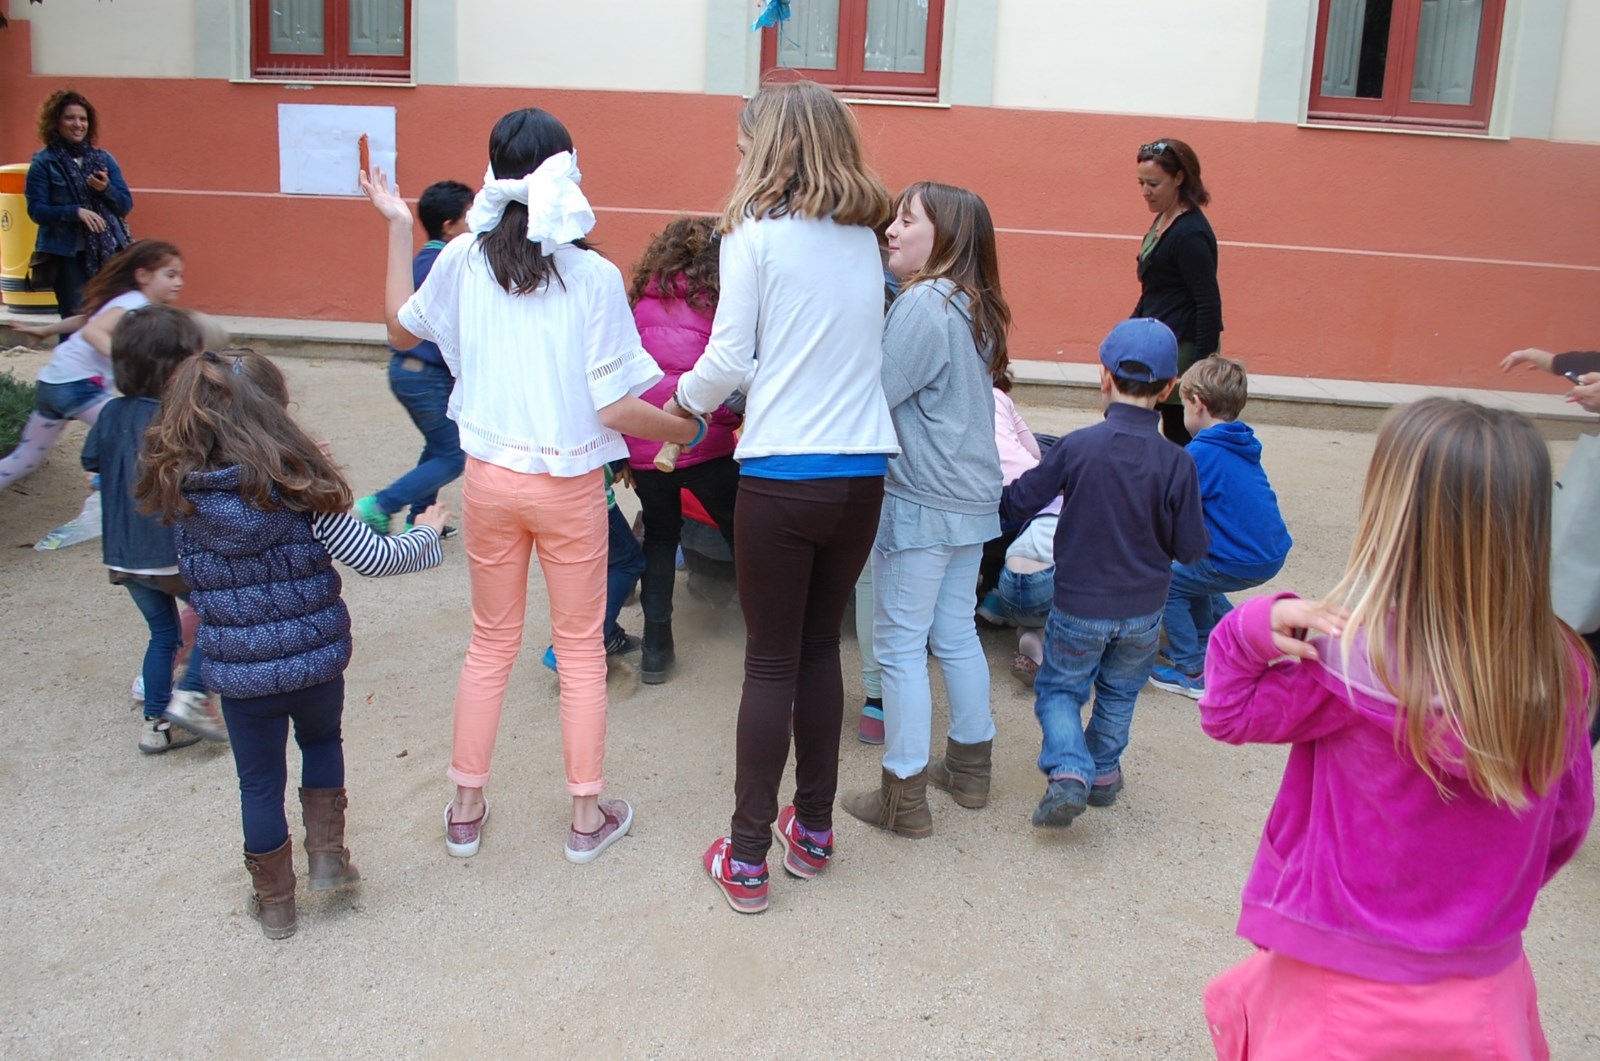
[25,89,133,318]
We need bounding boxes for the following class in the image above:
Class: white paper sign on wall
[278,104,397,196]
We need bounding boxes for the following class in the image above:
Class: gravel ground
[1,347,1595,1059]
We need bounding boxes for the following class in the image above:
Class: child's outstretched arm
[1000,441,1069,522]
[311,504,446,578]
[1200,593,1354,746]
[359,166,426,351]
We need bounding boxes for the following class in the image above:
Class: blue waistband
[740,453,889,480]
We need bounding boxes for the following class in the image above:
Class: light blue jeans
[873,541,995,779]
[1033,606,1162,782]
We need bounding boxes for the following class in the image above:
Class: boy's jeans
[604,505,645,640]
[376,356,466,523]
[1162,556,1280,675]
[997,564,1054,628]
[1034,606,1162,783]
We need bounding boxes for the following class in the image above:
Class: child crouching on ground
[1148,357,1291,699]
[83,305,227,753]
[137,349,448,939]
[1000,318,1207,827]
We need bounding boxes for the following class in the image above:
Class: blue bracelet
[687,416,708,448]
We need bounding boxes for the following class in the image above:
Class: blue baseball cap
[1100,318,1179,382]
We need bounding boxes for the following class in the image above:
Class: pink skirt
[1203,949,1549,1060]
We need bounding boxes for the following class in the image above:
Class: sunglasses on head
[202,349,245,375]
[1139,141,1170,157]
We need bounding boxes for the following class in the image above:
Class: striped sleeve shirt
[310,511,444,578]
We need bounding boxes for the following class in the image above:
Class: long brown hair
[1330,398,1593,807]
[895,182,1012,385]
[80,239,181,318]
[477,108,592,295]
[628,216,720,315]
[136,349,352,520]
[721,81,890,233]
[36,88,98,147]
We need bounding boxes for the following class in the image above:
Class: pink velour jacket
[1200,593,1594,985]
[625,279,741,470]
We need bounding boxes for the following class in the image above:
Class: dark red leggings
[728,474,884,863]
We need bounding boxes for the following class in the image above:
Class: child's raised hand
[413,502,451,533]
[359,166,413,227]
[1268,597,1349,662]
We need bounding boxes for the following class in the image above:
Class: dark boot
[841,768,933,839]
[927,738,993,809]
[299,787,361,892]
[641,620,674,685]
[243,838,298,940]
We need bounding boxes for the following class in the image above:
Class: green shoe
[354,495,392,535]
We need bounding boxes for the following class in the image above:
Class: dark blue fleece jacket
[1187,420,1291,576]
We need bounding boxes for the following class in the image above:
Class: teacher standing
[1132,137,1220,445]
[25,89,134,320]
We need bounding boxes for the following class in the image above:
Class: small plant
[0,367,37,454]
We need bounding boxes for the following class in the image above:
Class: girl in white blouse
[362,108,702,864]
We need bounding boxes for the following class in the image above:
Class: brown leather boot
[841,768,933,838]
[300,787,361,892]
[243,838,297,940]
[927,737,993,809]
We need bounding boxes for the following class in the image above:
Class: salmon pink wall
[2,26,1596,391]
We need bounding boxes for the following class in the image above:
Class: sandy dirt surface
[1,347,1595,1059]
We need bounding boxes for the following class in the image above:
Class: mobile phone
[1563,370,1585,385]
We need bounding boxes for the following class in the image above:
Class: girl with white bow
[362,107,704,864]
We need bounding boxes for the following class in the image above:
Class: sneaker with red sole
[703,836,769,913]
[772,806,832,879]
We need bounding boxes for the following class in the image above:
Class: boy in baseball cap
[999,318,1209,828]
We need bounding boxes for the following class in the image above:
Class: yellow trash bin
[0,162,57,314]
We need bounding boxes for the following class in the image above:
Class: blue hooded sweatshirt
[1188,421,1291,578]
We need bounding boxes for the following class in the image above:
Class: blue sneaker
[1148,664,1205,700]
[542,645,557,672]
[974,590,1013,628]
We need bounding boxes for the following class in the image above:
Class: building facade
[1,0,1596,388]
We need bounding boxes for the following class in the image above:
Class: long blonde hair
[1331,398,1592,807]
[720,81,890,233]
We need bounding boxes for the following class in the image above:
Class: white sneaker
[130,674,145,701]
[165,690,228,742]
[139,717,201,755]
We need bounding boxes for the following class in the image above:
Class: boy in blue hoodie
[1148,357,1291,699]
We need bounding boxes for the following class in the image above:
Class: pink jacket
[625,280,740,470]
[1201,593,1594,984]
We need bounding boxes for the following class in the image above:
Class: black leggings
[729,474,884,863]
[630,456,739,625]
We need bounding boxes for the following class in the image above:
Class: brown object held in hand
[358,134,370,179]
[654,443,683,473]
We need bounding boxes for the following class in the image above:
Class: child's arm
[13,315,87,342]
[1543,662,1596,883]
[81,418,102,474]
[359,167,427,351]
[1200,593,1355,745]
[310,508,444,578]
[1000,440,1068,522]
[880,286,949,410]
[1170,458,1210,564]
[674,225,759,414]
[80,307,131,358]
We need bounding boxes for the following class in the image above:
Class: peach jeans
[449,457,608,795]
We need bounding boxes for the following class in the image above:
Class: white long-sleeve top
[397,237,662,476]
[675,215,898,462]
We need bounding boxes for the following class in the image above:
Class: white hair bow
[465,150,595,254]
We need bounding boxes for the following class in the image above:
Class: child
[362,108,700,864]
[82,305,226,753]
[354,180,473,537]
[1199,398,1594,1056]
[1000,317,1207,827]
[842,181,1006,837]
[1148,357,1291,699]
[2,240,185,498]
[136,349,448,939]
[668,81,898,912]
[624,216,739,683]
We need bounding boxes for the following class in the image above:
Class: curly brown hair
[136,349,352,522]
[627,216,720,315]
[36,89,98,147]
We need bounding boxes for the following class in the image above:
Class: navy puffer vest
[175,466,351,699]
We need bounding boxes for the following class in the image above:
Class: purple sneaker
[444,799,490,858]
[564,799,633,864]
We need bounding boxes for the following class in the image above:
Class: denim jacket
[25,146,134,257]
[81,396,179,572]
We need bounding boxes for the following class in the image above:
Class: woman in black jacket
[1133,137,1220,445]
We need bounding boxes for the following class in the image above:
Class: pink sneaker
[773,805,832,879]
[703,836,769,914]
[444,798,489,858]
[564,798,633,864]
[857,701,884,744]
